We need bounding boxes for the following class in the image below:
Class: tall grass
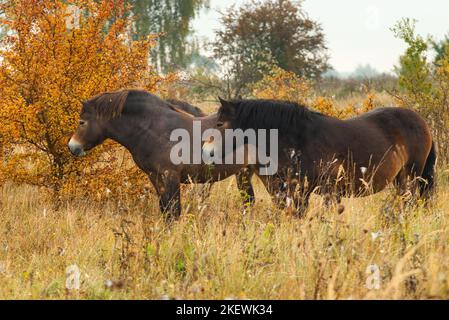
[0,170,448,299]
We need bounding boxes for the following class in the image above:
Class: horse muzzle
[68,137,86,157]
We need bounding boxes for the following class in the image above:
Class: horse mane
[228,99,321,131]
[168,105,198,118]
[166,99,206,117]
[83,89,194,120]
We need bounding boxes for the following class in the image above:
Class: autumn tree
[392,18,449,165]
[432,35,449,65]
[0,0,174,199]
[212,0,329,97]
[130,0,209,72]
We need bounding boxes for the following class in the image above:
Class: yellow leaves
[252,66,312,105]
[312,96,334,115]
[313,94,378,119]
[0,0,174,199]
[362,93,376,113]
[253,65,379,120]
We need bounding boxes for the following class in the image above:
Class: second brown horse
[215,98,436,216]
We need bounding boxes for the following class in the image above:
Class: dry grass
[1,170,449,300]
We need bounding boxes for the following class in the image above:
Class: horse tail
[419,141,436,199]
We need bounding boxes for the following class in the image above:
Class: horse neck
[195,113,218,129]
[104,107,198,150]
[104,107,219,152]
[104,114,152,152]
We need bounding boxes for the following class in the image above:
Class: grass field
[1,170,449,300]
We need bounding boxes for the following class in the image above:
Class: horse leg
[160,179,181,221]
[236,168,255,206]
[289,191,311,218]
[279,178,311,218]
[262,177,287,209]
[259,175,304,213]
[394,168,409,198]
[150,171,181,221]
[395,164,424,208]
[397,141,435,205]
[418,141,436,201]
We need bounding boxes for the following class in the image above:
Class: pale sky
[192,0,449,73]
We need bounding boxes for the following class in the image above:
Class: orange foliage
[253,66,376,119]
[252,66,312,105]
[0,0,175,200]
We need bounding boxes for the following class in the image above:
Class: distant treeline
[315,74,399,99]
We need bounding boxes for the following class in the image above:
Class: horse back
[349,107,432,155]
[344,106,433,178]
[301,107,433,195]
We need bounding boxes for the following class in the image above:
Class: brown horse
[68,89,255,220]
[216,98,436,216]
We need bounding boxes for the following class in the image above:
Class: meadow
[1,153,448,300]
[1,0,448,302]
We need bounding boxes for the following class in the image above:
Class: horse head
[68,100,108,157]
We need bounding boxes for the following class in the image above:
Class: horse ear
[80,101,88,112]
[218,96,229,105]
[218,96,236,115]
[218,97,236,116]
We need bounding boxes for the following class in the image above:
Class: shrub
[252,66,376,119]
[392,18,449,165]
[0,0,175,201]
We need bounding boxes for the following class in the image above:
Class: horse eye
[79,120,86,126]
[217,121,224,128]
